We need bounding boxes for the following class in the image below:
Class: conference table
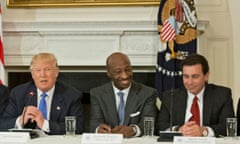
[28,135,239,144]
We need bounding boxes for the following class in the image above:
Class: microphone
[157,89,182,142]
[23,91,37,129]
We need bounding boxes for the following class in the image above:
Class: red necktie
[189,96,200,125]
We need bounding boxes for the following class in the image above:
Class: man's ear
[204,72,209,82]
[55,69,59,78]
[106,71,111,78]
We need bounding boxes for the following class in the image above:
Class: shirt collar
[187,86,205,102]
[37,85,55,98]
[112,82,131,95]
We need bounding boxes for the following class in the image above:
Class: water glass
[65,116,76,136]
[226,117,237,137]
[143,116,154,136]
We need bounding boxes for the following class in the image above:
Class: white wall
[229,0,240,110]
[1,0,240,109]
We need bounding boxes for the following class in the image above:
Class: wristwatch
[131,125,137,134]
[202,127,208,137]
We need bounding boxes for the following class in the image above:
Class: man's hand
[20,107,31,125]
[111,126,135,138]
[97,124,112,133]
[179,121,202,136]
[20,106,45,128]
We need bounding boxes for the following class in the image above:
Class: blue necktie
[117,92,125,125]
[39,92,47,119]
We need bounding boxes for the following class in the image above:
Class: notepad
[0,132,30,144]
[81,133,123,144]
[174,136,216,144]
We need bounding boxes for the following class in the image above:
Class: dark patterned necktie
[117,92,125,125]
[189,96,200,125]
[39,92,47,119]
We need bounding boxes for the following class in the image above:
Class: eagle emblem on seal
[158,0,197,61]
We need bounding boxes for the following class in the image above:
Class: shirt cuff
[95,126,99,133]
[130,124,141,137]
[15,116,23,129]
[165,125,179,131]
[41,119,50,132]
[205,126,215,137]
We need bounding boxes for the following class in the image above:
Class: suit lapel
[105,83,119,125]
[202,85,212,125]
[124,82,140,125]
[174,90,187,125]
[50,83,64,120]
[25,84,38,107]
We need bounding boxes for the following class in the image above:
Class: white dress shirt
[112,84,130,111]
[112,83,141,137]
[96,82,141,137]
[184,87,214,137]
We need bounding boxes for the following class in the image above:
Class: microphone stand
[157,89,182,142]
[169,89,173,131]
[23,92,37,129]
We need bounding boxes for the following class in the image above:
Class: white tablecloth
[28,135,240,144]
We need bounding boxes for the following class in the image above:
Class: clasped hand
[178,121,203,136]
[98,124,135,138]
[20,106,45,128]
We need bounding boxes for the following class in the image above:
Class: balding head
[106,52,133,90]
[106,52,131,69]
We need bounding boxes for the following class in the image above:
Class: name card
[174,136,216,144]
[0,132,30,143]
[82,133,123,144]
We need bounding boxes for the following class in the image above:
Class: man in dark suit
[0,85,9,117]
[156,54,234,137]
[1,53,84,135]
[237,98,240,136]
[89,52,158,138]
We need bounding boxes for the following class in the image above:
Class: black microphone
[23,91,37,129]
[157,89,182,142]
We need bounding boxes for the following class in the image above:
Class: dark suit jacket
[0,85,9,117]
[156,84,234,137]
[1,80,84,135]
[237,98,240,136]
[89,81,158,135]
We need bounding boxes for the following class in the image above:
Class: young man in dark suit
[156,54,235,137]
[89,52,158,138]
[237,98,240,136]
[0,84,9,117]
[1,53,84,134]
